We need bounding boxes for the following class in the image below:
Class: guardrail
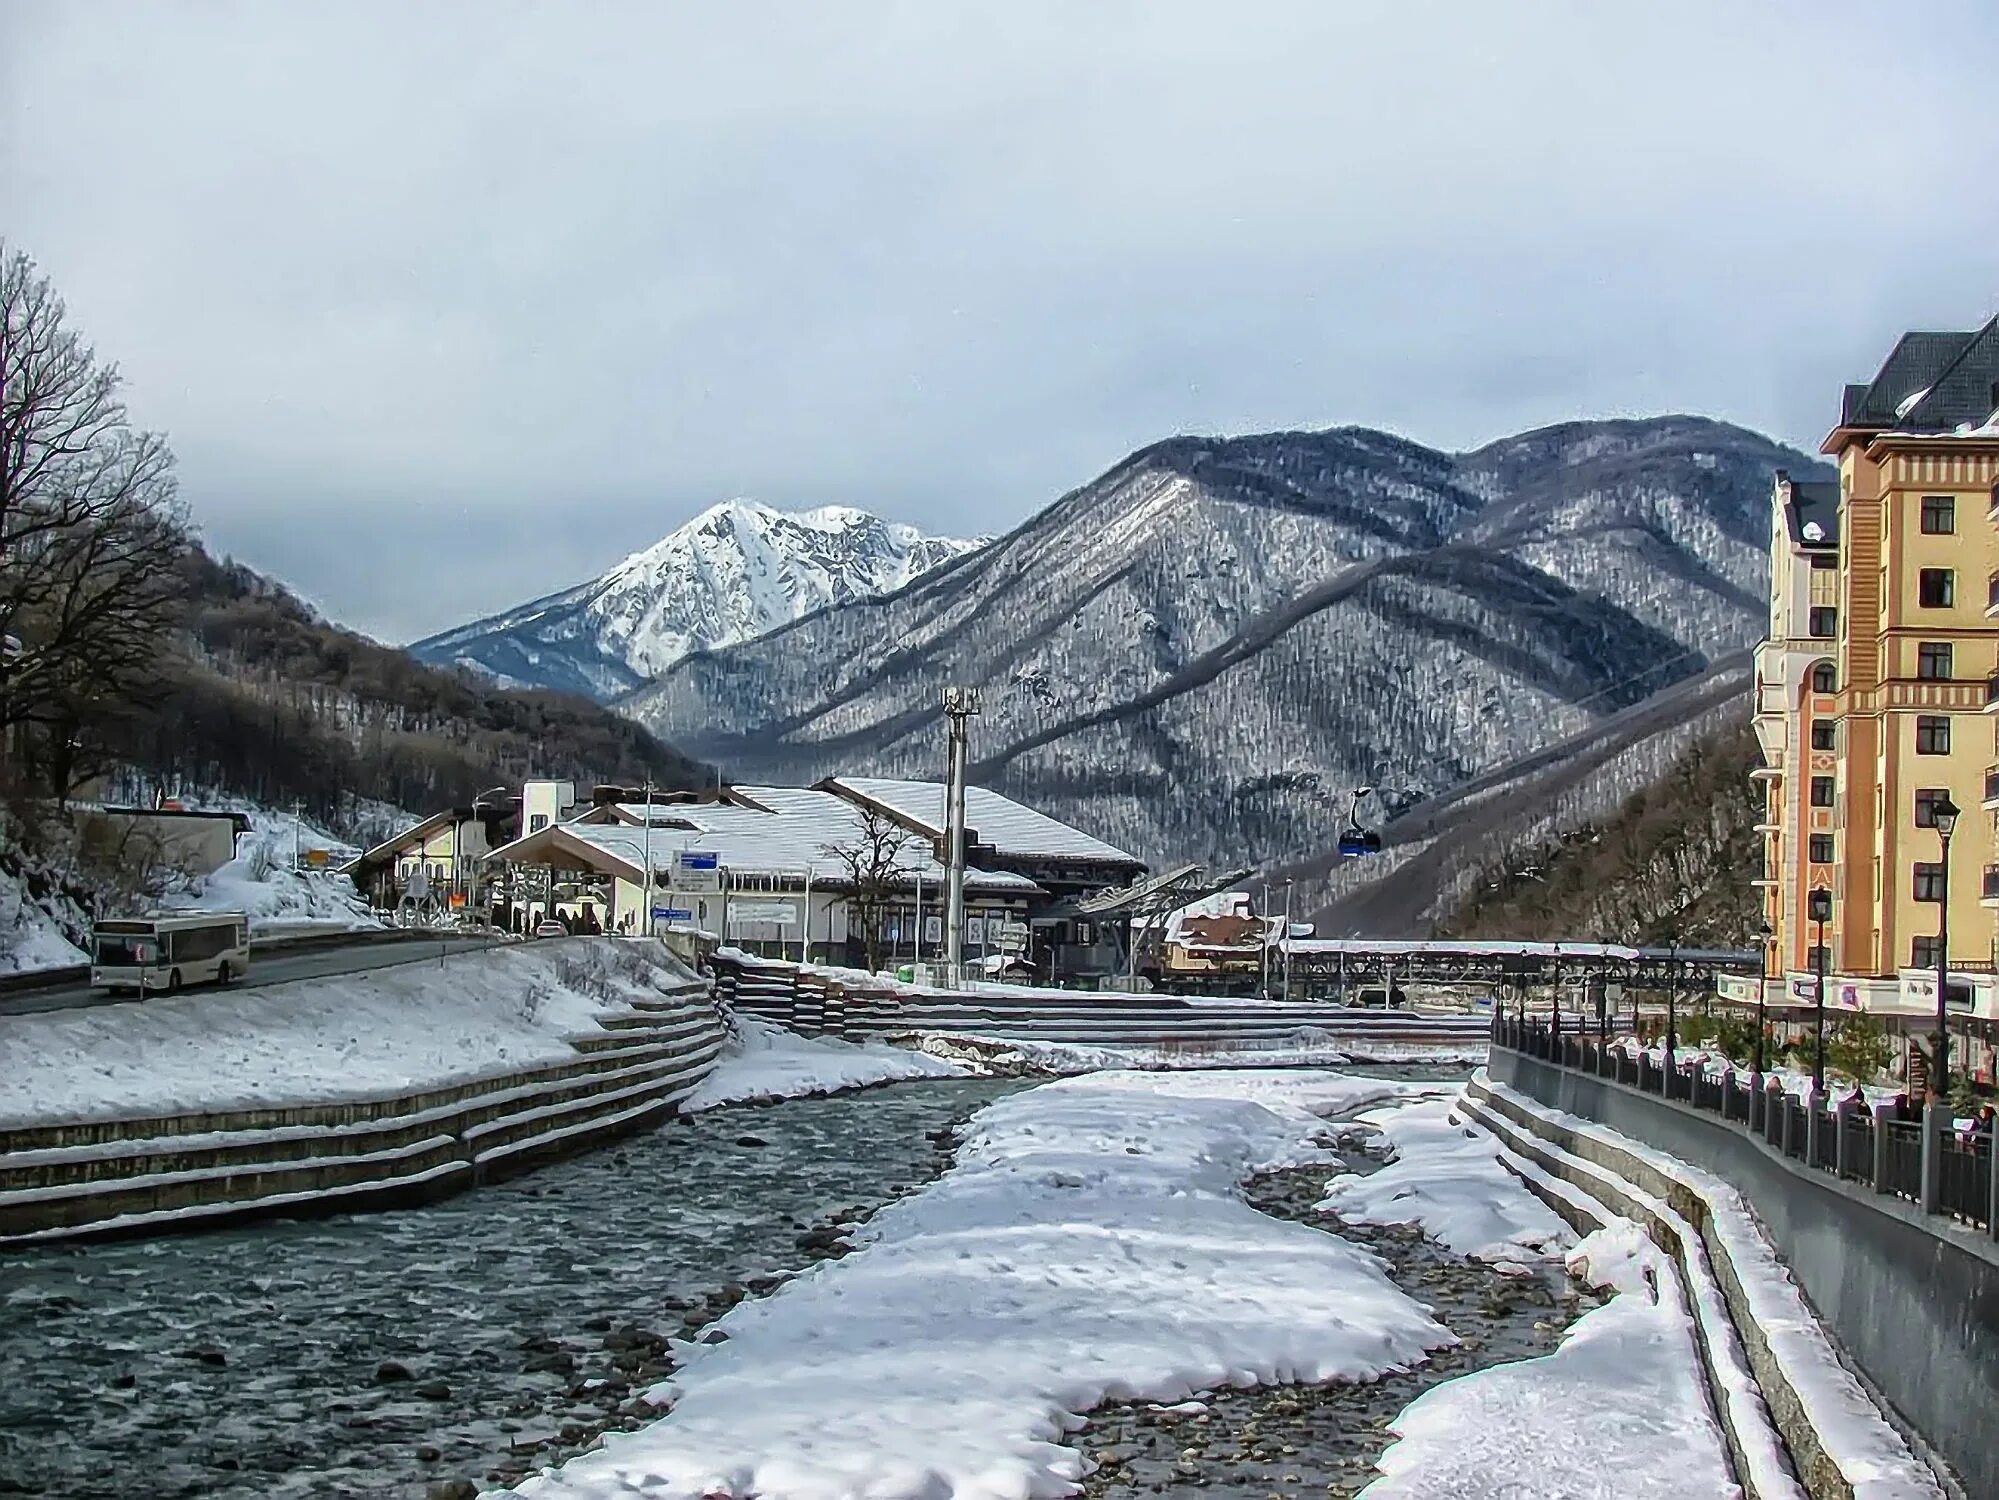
[0,925,476,999]
[1493,1014,1999,1237]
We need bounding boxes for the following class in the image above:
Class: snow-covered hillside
[624,417,1824,873]
[410,500,985,699]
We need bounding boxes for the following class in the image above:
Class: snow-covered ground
[169,798,383,935]
[680,1015,964,1112]
[1360,1221,1741,1499]
[0,862,87,973]
[1318,1093,1571,1269]
[509,1072,1766,1500]
[515,1070,1437,1500]
[0,941,696,1127]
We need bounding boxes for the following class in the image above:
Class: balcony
[1987,765,1999,809]
[1984,865,1999,906]
[1988,571,1999,618]
[1751,764,1783,781]
[1987,675,1999,714]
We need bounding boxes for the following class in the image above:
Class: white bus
[90,912,251,995]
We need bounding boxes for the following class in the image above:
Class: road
[0,933,505,1018]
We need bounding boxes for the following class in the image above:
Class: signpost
[653,906,692,923]
[674,851,721,894]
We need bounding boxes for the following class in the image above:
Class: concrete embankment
[1466,1069,1958,1500]
[710,950,1491,1052]
[0,939,726,1243]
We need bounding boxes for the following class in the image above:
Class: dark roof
[1775,472,1838,550]
[1839,321,1999,431]
[97,806,253,833]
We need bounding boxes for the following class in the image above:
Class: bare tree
[820,802,922,973]
[0,244,187,806]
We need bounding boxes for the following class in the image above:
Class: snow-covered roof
[824,777,1142,866]
[493,788,1037,893]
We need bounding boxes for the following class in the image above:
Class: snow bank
[1360,1221,1740,1499]
[679,1015,963,1112]
[0,940,695,1127]
[515,1069,1440,1500]
[174,801,382,934]
[0,863,86,974]
[1319,1093,1571,1268]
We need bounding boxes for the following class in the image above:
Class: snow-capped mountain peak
[410,501,985,700]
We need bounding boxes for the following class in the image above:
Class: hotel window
[1912,936,1944,970]
[1810,552,1837,569]
[1808,606,1837,637]
[1809,833,1834,864]
[1806,944,1831,973]
[1810,775,1836,807]
[1810,661,1836,693]
[1918,568,1955,607]
[1916,715,1951,755]
[1915,788,1953,827]
[529,813,549,832]
[1917,642,1954,680]
[1920,495,1955,534]
[1914,862,1946,902]
[1810,720,1836,750]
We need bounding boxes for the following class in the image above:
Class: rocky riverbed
[1073,1149,1596,1498]
[0,1079,1025,1500]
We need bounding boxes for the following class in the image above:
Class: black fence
[1493,1014,1996,1235]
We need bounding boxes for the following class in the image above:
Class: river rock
[426,1481,478,1500]
[415,1445,441,1463]
[374,1360,413,1383]
[415,1378,451,1401]
[735,1134,769,1147]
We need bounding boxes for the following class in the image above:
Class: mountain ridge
[409,499,985,699]
[617,414,1823,876]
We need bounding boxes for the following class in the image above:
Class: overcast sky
[5,2,1996,644]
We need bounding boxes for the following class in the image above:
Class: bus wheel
[216,962,232,986]
[167,969,182,994]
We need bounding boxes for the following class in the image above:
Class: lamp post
[1753,922,1771,1078]
[1932,795,1960,1103]
[1808,886,1831,1097]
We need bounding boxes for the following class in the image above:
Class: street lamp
[1753,922,1772,1078]
[1808,886,1832,1097]
[1932,795,1960,1103]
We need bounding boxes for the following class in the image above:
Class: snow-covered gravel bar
[513,1072,1751,1500]
[680,1015,965,1112]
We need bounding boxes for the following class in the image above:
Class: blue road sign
[654,907,692,922]
[676,851,719,871]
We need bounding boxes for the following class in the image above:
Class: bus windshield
[94,933,160,966]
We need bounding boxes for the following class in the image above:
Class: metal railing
[1492,1014,1995,1237]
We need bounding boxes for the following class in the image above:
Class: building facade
[1753,319,1999,1045]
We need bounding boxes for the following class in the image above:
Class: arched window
[1810,661,1836,694]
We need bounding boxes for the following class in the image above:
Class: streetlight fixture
[1753,922,1772,1078]
[1932,795,1960,1103]
[1807,886,1832,1097]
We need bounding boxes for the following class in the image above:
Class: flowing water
[0,1080,1025,1499]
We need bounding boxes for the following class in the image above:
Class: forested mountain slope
[1436,716,1762,947]
[623,416,1817,873]
[105,549,709,834]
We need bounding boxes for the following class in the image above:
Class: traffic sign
[654,906,692,922]
[676,851,719,871]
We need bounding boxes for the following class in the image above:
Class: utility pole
[1281,878,1295,1002]
[941,686,981,985]
[1259,880,1270,997]
[1933,796,1960,1102]
[642,778,655,936]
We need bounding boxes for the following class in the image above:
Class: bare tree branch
[819,803,923,973]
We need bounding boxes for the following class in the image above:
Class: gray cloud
[6,0,1996,642]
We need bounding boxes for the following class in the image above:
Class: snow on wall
[0,939,700,1128]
